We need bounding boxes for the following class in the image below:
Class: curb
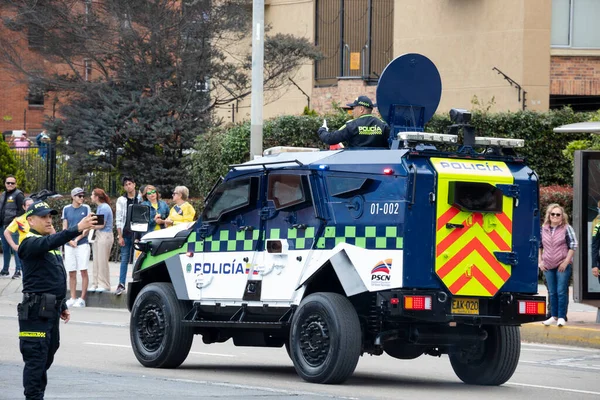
[75,290,127,309]
[521,323,600,349]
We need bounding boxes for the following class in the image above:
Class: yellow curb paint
[521,324,600,349]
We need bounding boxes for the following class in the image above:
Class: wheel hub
[299,313,330,366]
[137,302,166,352]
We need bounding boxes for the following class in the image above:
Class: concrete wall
[391,0,551,113]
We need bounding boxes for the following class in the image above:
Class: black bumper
[377,289,547,325]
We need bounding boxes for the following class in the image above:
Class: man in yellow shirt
[3,198,34,279]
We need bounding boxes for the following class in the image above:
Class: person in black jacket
[17,201,96,400]
[0,175,25,278]
[592,203,600,283]
[318,95,391,148]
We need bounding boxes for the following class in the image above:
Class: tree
[0,0,320,192]
[0,141,25,185]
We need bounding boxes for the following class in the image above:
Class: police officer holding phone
[17,201,96,400]
[317,95,391,148]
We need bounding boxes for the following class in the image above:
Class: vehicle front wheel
[130,282,193,368]
[449,325,520,386]
[289,292,362,384]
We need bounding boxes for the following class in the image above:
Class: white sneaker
[88,286,97,293]
[66,298,76,308]
[557,318,566,327]
[95,287,106,293]
[72,298,86,308]
[542,317,556,326]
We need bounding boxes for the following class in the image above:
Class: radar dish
[376,53,442,131]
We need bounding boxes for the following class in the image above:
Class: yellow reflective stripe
[50,250,61,255]
[25,232,42,238]
[19,331,46,338]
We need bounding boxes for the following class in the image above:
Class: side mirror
[126,204,150,233]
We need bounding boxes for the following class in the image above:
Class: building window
[27,23,45,49]
[315,0,394,86]
[84,59,92,81]
[28,84,45,107]
[552,0,600,48]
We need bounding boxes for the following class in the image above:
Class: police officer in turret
[318,95,391,148]
[17,201,96,400]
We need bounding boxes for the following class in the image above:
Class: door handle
[446,223,464,229]
[292,224,307,230]
[238,225,254,232]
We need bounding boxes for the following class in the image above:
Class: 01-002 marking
[370,202,400,215]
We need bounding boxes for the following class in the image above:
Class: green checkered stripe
[193,225,402,252]
[315,226,402,250]
[267,227,316,250]
[198,229,263,252]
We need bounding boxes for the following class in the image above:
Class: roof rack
[229,159,304,170]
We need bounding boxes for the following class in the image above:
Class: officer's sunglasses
[5,181,16,185]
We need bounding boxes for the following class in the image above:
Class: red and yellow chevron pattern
[432,158,514,297]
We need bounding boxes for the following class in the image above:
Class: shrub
[539,185,573,224]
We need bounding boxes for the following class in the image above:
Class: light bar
[518,300,546,315]
[474,137,525,148]
[263,146,320,156]
[404,295,432,310]
[397,132,458,144]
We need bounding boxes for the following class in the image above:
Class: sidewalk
[1,257,599,348]
[0,257,129,309]
[520,285,600,348]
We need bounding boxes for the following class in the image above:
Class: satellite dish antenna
[376,53,442,136]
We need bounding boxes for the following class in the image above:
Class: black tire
[130,282,193,368]
[289,292,362,384]
[449,325,520,386]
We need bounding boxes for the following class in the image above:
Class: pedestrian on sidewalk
[115,177,141,296]
[539,203,577,327]
[17,200,96,400]
[3,197,36,279]
[141,185,169,233]
[164,186,195,227]
[0,175,25,278]
[591,201,600,283]
[90,188,114,292]
[62,188,91,308]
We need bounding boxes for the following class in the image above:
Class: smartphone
[95,214,105,225]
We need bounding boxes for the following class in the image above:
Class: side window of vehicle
[326,176,371,198]
[267,174,307,210]
[203,178,254,222]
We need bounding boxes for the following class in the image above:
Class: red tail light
[518,300,546,315]
[404,295,432,310]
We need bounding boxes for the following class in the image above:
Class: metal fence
[8,144,115,196]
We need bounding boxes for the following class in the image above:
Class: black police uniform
[17,215,81,400]
[318,114,391,148]
[593,220,600,283]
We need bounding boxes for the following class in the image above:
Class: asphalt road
[0,302,599,400]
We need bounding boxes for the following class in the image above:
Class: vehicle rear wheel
[289,292,362,384]
[449,325,520,385]
[130,282,193,368]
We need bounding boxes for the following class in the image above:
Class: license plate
[451,298,480,315]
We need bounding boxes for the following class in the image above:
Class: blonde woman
[141,185,169,232]
[165,186,195,226]
[90,188,114,292]
[539,203,577,327]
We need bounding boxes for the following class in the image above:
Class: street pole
[250,0,264,160]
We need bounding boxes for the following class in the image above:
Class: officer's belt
[22,293,62,308]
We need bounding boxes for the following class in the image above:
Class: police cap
[27,201,58,217]
[347,95,375,109]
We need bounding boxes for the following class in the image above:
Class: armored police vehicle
[127,54,546,385]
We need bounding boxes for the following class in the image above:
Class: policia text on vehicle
[17,201,97,400]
